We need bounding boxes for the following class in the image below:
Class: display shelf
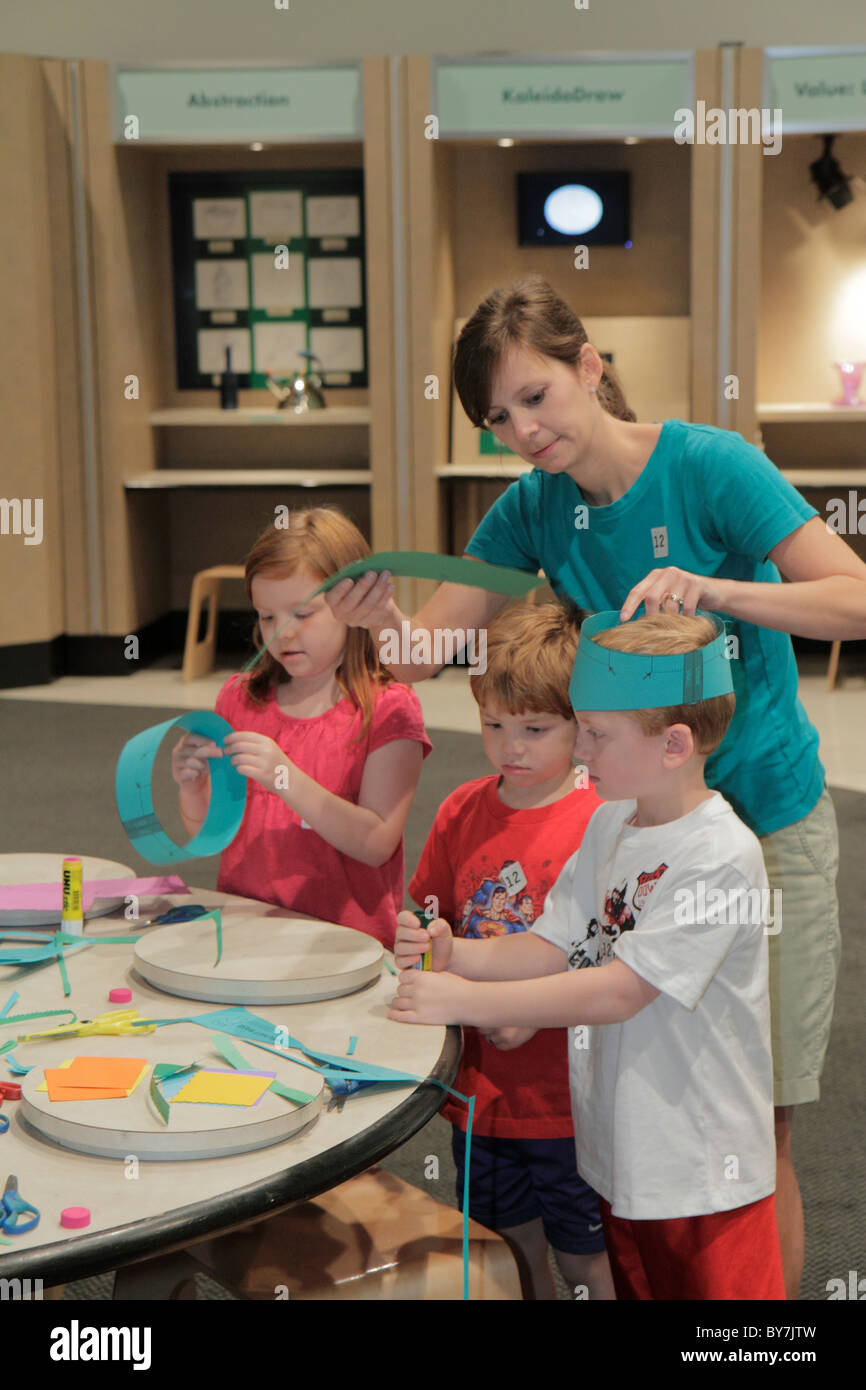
[149,407,371,426]
[781,469,866,487]
[125,468,372,489]
[436,462,533,479]
[436,462,866,488]
[759,404,866,424]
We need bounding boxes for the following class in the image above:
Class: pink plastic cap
[109,988,133,1004]
[60,1207,91,1229]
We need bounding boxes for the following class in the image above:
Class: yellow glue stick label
[61,858,83,922]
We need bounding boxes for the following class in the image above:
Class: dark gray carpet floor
[0,690,863,1301]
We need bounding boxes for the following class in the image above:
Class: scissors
[140,904,213,929]
[0,1083,20,1134]
[1,1175,40,1234]
[16,1008,157,1044]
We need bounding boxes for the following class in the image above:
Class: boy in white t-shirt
[390,609,786,1300]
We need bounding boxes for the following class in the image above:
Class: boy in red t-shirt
[408,601,614,1300]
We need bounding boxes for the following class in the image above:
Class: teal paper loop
[569,609,734,713]
[115,711,247,866]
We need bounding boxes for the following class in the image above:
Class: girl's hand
[324,569,398,630]
[620,567,730,622]
[394,909,453,971]
[388,968,473,1026]
[483,1026,537,1050]
[223,732,291,792]
[171,733,223,786]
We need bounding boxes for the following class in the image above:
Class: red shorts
[599,1193,786,1300]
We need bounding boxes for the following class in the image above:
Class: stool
[182,565,245,681]
[177,1168,520,1301]
[827,641,842,692]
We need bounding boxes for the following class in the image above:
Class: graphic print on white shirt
[568,862,669,969]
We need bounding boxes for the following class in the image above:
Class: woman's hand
[222,732,292,792]
[171,733,222,787]
[394,910,453,971]
[324,569,398,630]
[620,567,730,622]
[388,968,473,1026]
[482,1026,537,1050]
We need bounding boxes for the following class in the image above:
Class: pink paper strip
[0,875,190,912]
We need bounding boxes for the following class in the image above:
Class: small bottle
[220,345,238,410]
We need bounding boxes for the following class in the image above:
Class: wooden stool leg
[826,640,841,692]
[183,573,222,682]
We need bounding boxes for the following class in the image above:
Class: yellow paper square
[171,1070,273,1107]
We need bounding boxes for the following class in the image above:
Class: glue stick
[61,856,84,935]
[412,907,434,971]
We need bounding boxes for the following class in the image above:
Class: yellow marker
[61,857,83,936]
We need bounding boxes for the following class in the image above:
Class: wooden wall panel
[690,48,722,427]
[0,55,66,648]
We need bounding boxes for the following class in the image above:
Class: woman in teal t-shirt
[327,275,866,1297]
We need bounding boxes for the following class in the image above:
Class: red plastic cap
[60,1207,91,1229]
[108,988,133,1004]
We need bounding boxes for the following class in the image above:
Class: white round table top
[133,907,383,1005]
[0,853,134,927]
[20,1033,325,1162]
[0,885,455,1284]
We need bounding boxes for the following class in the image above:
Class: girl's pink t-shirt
[215,674,433,946]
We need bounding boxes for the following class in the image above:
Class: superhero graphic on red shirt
[459,859,543,938]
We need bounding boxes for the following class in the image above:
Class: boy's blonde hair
[469,599,586,719]
[590,613,735,755]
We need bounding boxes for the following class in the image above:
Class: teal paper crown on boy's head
[569,610,734,713]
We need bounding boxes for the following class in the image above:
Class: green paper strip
[55,942,71,997]
[209,1033,316,1107]
[149,1061,201,1125]
[1,1009,77,1031]
[268,1078,317,1106]
[243,551,545,673]
[209,1034,247,1071]
[199,908,222,967]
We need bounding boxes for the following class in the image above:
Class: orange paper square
[47,1085,129,1102]
[61,1056,149,1090]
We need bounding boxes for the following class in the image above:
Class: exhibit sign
[433,54,693,138]
[113,65,363,143]
[765,48,866,131]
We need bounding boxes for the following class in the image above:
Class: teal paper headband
[569,610,733,712]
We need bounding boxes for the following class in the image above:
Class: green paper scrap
[382,957,397,976]
[0,929,141,996]
[149,1061,201,1126]
[346,1036,357,1056]
[1,1008,77,1031]
[243,551,545,673]
[56,944,71,997]
[209,1033,316,1107]
[209,1034,248,1071]
[202,908,222,967]
[0,991,19,1019]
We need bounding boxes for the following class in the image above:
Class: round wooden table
[0,884,459,1288]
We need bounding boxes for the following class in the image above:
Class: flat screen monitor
[517,171,631,247]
